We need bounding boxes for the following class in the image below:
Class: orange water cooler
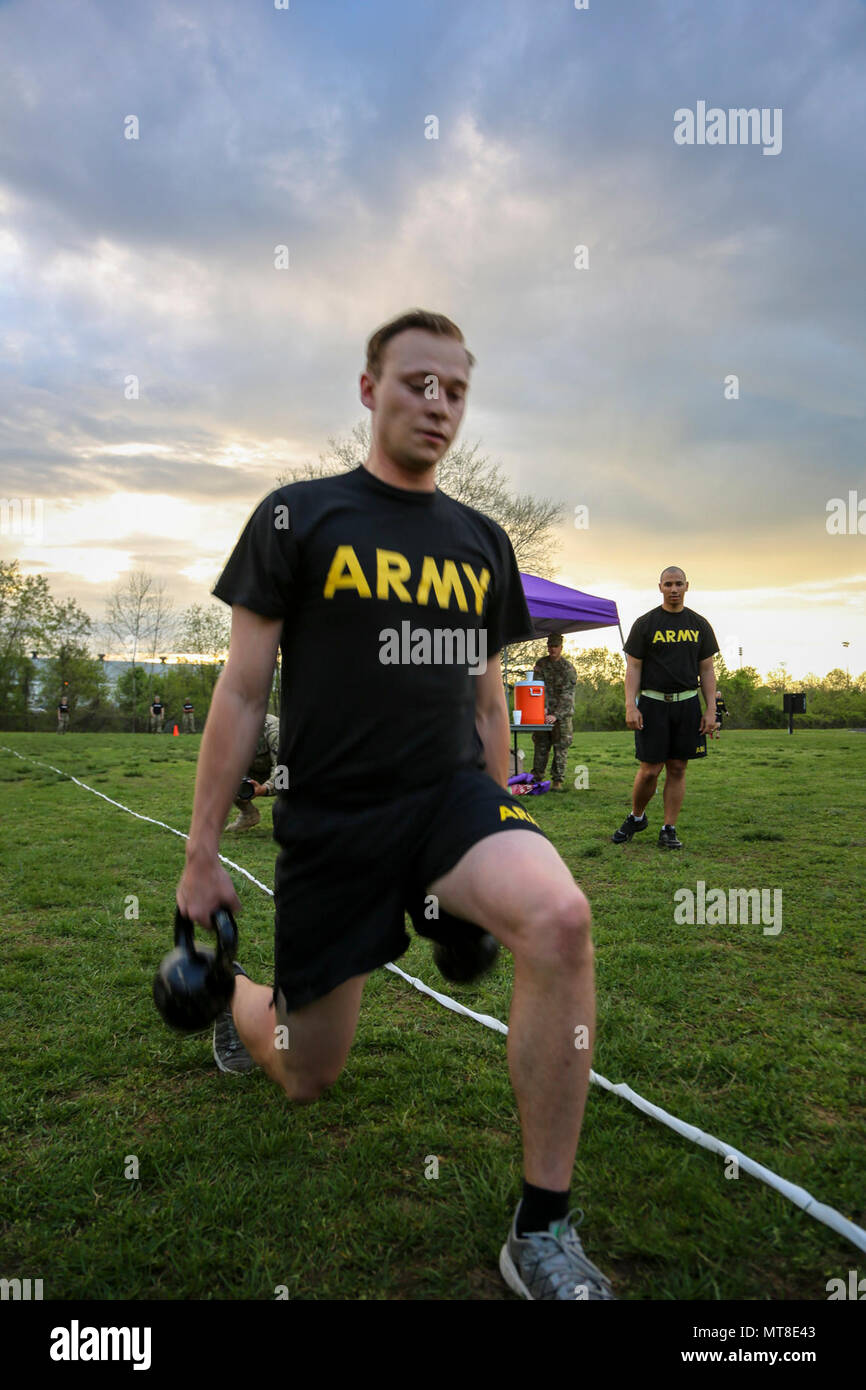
[513,672,545,724]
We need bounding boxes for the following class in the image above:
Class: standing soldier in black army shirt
[611,567,719,850]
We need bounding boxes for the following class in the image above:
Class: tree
[718,665,760,727]
[569,647,626,730]
[821,668,849,692]
[279,420,564,576]
[0,561,101,727]
[0,562,54,718]
[176,602,231,712]
[103,572,175,731]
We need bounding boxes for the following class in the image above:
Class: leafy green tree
[0,561,103,727]
[717,666,760,728]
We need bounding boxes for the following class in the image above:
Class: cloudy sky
[2,0,864,678]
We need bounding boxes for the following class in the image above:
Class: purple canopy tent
[502,573,624,688]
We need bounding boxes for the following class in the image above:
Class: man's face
[659,571,688,609]
[361,329,470,473]
[547,643,563,662]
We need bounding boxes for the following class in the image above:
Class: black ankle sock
[517,1181,570,1235]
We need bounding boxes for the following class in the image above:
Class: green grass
[0,730,863,1300]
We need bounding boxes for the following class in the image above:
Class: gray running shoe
[500,1206,615,1301]
[213,963,256,1074]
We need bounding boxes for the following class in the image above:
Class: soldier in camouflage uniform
[224,712,281,832]
[182,698,195,734]
[530,633,577,791]
[148,695,165,734]
[57,696,70,733]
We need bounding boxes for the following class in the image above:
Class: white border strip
[5,742,865,1256]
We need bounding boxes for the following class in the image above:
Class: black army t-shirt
[212,466,533,805]
[624,606,719,693]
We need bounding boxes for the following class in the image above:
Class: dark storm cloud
[0,0,863,567]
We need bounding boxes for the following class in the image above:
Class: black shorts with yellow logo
[270,768,547,1011]
[635,693,707,763]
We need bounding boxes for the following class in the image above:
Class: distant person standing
[57,696,70,733]
[224,713,281,833]
[182,698,196,734]
[149,695,165,734]
[715,693,728,735]
[611,567,719,850]
[530,634,577,791]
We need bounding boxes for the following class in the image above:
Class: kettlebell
[152,906,239,1033]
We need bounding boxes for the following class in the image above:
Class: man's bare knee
[516,888,593,970]
[277,1068,341,1104]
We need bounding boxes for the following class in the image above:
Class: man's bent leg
[632,761,662,816]
[231,972,369,1103]
[662,759,687,824]
[429,830,593,1190]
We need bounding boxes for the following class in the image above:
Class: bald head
[658,568,689,611]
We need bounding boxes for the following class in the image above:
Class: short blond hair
[365,309,475,381]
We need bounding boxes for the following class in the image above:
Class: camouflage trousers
[182,713,195,733]
[149,714,164,733]
[531,716,573,782]
[57,715,69,733]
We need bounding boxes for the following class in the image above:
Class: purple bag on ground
[507,774,551,795]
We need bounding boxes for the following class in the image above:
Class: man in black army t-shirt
[611,567,719,849]
[176,310,614,1302]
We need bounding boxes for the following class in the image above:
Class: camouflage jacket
[255,713,281,793]
[532,655,577,720]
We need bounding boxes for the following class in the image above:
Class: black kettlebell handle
[173,906,238,960]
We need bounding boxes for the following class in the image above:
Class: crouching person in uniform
[224,711,281,833]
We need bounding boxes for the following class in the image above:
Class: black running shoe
[611,812,648,844]
[658,825,683,850]
[213,963,256,1074]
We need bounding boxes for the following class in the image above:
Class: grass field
[1,729,863,1301]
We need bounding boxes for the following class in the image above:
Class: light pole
[842,642,850,687]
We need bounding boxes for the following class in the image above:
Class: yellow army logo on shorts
[500,803,540,828]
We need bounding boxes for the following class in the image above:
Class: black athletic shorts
[634,694,707,764]
[270,767,548,1011]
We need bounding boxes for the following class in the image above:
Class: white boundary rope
[5,742,865,1256]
